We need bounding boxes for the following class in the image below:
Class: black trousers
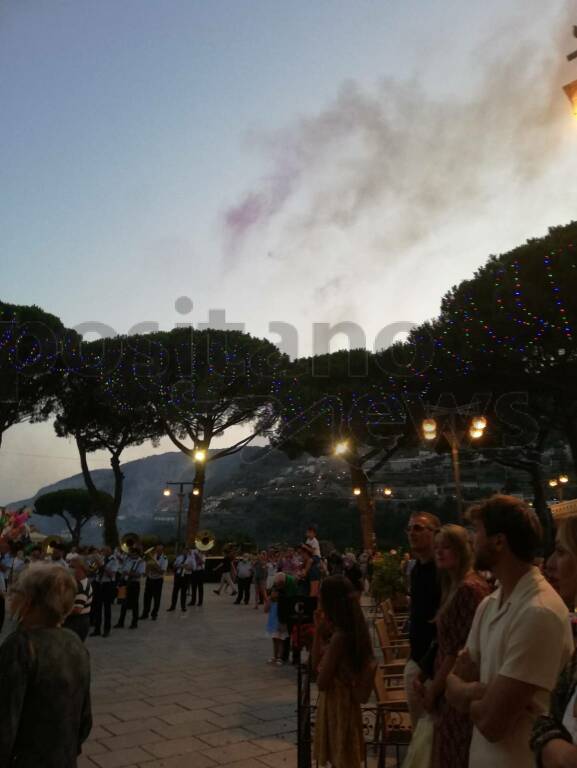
[64,614,90,642]
[169,574,188,610]
[89,581,99,626]
[93,582,116,634]
[189,571,204,606]
[118,581,140,627]
[235,577,252,604]
[142,578,163,618]
[0,595,5,634]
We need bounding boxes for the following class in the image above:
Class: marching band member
[167,549,188,613]
[63,557,93,642]
[114,547,145,629]
[140,544,168,620]
[189,546,205,607]
[91,547,118,637]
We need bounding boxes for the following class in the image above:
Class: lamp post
[549,474,570,502]
[422,411,488,519]
[162,481,198,554]
[334,439,377,550]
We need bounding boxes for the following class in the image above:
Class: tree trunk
[186,460,206,546]
[72,518,82,548]
[349,463,374,551]
[108,454,123,549]
[76,437,120,548]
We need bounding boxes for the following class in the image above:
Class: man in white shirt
[447,495,573,768]
[91,547,118,637]
[189,547,205,607]
[114,548,145,629]
[140,544,168,621]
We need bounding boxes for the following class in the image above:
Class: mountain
[8,444,531,549]
[8,447,363,547]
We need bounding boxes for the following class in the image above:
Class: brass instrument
[42,535,64,556]
[144,546,163,576]
[195,530,215,553]
[120,533,141,554]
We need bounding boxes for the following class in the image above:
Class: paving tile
[200,742,270,765]
[142,735,207,758]
[136,755,216,768]
[91,747,156,768]
[99,730,164,752]
[198,727,261,748]
[255,748,297,768]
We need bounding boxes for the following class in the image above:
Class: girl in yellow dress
[312,575,376,768]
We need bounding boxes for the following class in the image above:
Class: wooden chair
[380,602,409,643]
[374,618,409,674]
[372,665,412,768]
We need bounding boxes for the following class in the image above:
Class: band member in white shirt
[140,544,168,620]
[91,547,118,637]
[167,550,189,612]
[114,548,145,629]
[189,546,206,607]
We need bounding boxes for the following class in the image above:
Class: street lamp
[334,440,349,456]
[194,449,206,463]
[421,413,488,519]
[383,487,393,497]
[163,481,197,553]
[549,474,570,501]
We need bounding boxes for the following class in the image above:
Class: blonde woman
[0,564,92,767]
[416,524,489,768]
[532,514,577,767]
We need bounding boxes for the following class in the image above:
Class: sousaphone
[195,530,215,552]
[120,533,141,554]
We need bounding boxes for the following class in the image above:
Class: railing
[297,658,409,768]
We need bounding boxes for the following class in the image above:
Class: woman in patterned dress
[416,524,490,768]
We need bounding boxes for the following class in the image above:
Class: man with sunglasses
[404,512,441,726]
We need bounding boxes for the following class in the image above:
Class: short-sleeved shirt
[466,567,573,768]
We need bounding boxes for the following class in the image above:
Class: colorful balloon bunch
[0,508,31,545]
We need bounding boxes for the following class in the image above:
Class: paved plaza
[3,586,299,768]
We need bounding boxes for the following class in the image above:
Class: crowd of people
[5,494,577,768]
[399,496,577,768]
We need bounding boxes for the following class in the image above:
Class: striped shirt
[73,578,93,616]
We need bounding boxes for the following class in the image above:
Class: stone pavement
[78,588,299,768]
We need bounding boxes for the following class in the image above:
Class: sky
[1,0,577,502]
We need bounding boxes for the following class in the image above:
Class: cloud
[220,6,572,270]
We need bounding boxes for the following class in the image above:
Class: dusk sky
[2,0,577,502]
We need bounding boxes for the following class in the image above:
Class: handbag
[401,715,433,768]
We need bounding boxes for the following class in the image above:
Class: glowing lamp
[472,416,487,431]
[560,475,569,484]
[383,487,392,496]
[163,488,171,497]
[469,428,484,439]
[192,488,201,496]
[194,449,206,463]
[334,441,349,456]
[549,479,559,488]
[353,487,362,496]
[422,418,437,433]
